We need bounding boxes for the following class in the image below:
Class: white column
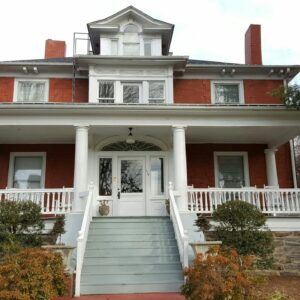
[173,126,188,211]
[73,125,89,211]
[264,148,279,186]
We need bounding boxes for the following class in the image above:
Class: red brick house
[0,6,299,296]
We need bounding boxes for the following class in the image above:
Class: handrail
[75,184,94,297]
[187,187,300,214]
[0,187,74,214]
[169,182,189,268]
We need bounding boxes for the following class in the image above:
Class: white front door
[117,157,146,216]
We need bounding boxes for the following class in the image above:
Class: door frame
[96,151,169,216]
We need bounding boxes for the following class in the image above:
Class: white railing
[187,188,300,215]
[169,182,189,268]
[0,188,74,214]
[75,184,94,297]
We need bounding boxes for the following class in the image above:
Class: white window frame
[214,151,250,188]
[211,80,244,104]
[121,82,142,104]
[13,79,49,103]
[8,152,46,189]
[98,80,115,103]
[148,81,165,104]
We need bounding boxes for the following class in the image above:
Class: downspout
[290,139,298,188]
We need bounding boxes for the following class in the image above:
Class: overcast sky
[0,0,299,75]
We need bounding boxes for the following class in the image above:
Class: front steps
[80,217,184,295]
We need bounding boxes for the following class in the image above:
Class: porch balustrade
[187,188,300,215]
[0,188,74,214]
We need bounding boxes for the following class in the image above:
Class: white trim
[214,151,250,188]
[94,135,169,151]
[211,80,244,104]
[13,78,49,103]
[290,140,298,188]
[8,152,46,188]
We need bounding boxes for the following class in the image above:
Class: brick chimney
[45,39,66,59]
[245,24,262,65]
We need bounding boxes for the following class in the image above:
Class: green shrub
[0,200,44,252]
[0,248,67,300]
[182,246,255,300]
[212,200,274,268]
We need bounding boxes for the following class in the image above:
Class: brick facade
[186,143,293,188]
[0,144,75,189]
[49,79,88,103]
[0,77,14,102]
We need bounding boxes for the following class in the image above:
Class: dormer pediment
[87,6,174,55]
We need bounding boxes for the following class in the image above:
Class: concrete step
[80,282,183,295]
[85,247,179,257]
[91,217,171,223]
[88,227,174,235]
[90,222,173,229]
[83,255,180,265]
[82,263,182,274]
[87,234,175,242]
[81,273,183,285]
[86,240,177,249]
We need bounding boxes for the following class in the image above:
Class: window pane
[123,85,140,103]
[123,44,140,56]
[99,81,114,99]
[144,41,151,56]
[17,81,45,102]
[217,155,245,188]
[149,82,164,99]
[111,40,118,55]
[13,156,43,188]
[121,160,143,193]
[150,158,164,196]
[215,84,239,104]
[99,158,112,196]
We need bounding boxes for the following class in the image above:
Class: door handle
[117,189,121,199]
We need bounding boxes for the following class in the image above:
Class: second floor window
[123,83,141,103]
[212,81,244,104]
[16,80,47,102]
[99,81,115,103]
[149,81,165,103]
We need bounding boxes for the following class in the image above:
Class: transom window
[15,80,48,102]
[99,81,115,103]
[149,81,165,103]
[212,81,244,104]
[10,154,45,189]
[214,152,249,188]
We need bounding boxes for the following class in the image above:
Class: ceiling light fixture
[126,127,135,144]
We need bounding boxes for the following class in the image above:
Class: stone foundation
[273,231,300,276]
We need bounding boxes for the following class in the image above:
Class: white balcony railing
[0,188,74,214]
[187,188,300,215]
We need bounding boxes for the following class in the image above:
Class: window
[144,40,152,56]
[99,158,112,196]
[214,152,249,188]
[122,83,141,103]
[15,80,48,102]
[149,81,165,103]
[10,154,45,189]
[99,81,115,103]
[123,24,140,56]
[212,81,244,104]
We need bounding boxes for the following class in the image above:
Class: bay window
[98,81,115,103]
[148,81,165,103]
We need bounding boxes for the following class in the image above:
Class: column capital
[172,125,188,131]
[264,148,278,154]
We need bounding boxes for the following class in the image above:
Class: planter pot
[42,245,75,274]
[190,241,222,256]
[99,200,110,216]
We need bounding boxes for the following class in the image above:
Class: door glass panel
[121,160,143,193]
[99,158,112,196]
[123,84,140,103]
[150,157,164,196]
[217,155,245,188]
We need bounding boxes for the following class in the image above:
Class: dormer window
[123,24,140,56]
